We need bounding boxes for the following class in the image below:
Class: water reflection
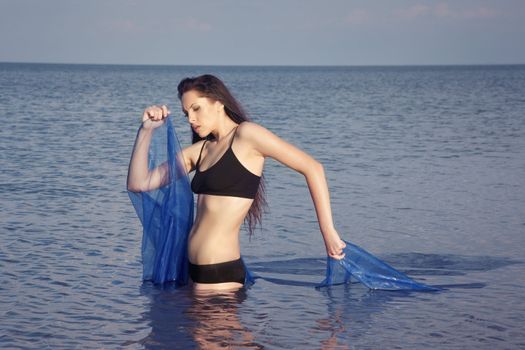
[136,283,263,349]
[313,284,408,349]
[315,307,350,350]
[186,288,262,349]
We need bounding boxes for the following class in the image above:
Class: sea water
[1,63,524,349]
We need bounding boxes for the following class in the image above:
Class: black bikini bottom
[189,258,246,284]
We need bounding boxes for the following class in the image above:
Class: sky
[1,0,524,66]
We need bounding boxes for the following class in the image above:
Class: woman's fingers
[141,105,170,130]
[160,105,170,118]
[328,238,346,260]
[150,106,162,121]
[329,249,346,260]
[143,105,169,122]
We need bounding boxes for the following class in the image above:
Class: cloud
[393,3,500,20]
[344,9,371,25]
[434,3,452,17]
[180,17,212,32]
[434,3,499,19]
[462,7,499,19]
[107,19,143,33]
[393,4,430,19]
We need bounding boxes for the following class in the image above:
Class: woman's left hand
[323,229,346,260]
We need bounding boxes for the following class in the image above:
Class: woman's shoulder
[236,121,283,155]
[237,121,267,137]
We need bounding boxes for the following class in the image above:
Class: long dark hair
[177,74,266,237]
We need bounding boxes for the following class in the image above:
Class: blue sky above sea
[1,0,524,66]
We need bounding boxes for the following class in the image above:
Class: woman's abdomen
[188,195,252,264]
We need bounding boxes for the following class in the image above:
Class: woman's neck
[211,118,239,142]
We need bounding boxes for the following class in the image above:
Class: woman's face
[181,90,222,137]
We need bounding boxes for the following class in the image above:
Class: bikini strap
[229,126,239,147]
[195,140,207,167]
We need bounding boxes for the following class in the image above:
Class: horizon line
[1,60,525,68]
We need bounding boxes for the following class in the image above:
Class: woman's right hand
[142,105,170,129]
[323,228,346,260]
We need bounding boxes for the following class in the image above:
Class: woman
[128,74,346,291]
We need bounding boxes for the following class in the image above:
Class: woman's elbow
[314,160,325,176]
[302,158,325,177]
[127,183,140,193]
[127,179,144,193]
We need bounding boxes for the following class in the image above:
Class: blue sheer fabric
[318,240,439,291]
[128,118,194,285]
[128,118,434,290]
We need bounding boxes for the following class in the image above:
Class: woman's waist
[192,207,245,234]
[188,226,241,265]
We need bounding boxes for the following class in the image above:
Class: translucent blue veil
[317,240,439,291]
[128,118,193,285]
[128,118,436,291]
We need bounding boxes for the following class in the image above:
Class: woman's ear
[216,101,225,114]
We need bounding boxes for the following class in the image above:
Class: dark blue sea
[1,63,524,349]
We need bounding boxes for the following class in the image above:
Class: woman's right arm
[127,105,204,192]
[127,105,170,192]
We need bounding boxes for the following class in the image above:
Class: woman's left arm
[241,122,346,259]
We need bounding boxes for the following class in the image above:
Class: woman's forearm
[127,126,154,192]
[303,160,336,236]
[303,160,346,259]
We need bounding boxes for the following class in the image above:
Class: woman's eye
[193,106,200,112]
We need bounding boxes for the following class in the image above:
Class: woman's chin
[193,127,202,135]
[199,130,211,139]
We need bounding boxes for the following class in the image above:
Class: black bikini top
[191,126,261,199]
